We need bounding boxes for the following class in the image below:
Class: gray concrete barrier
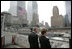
[15,34,30,48]
[5,35,12,45]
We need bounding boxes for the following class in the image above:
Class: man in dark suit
[39,28,51,48]
[28,28,39,48]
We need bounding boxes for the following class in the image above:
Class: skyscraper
[17,1,26,17]
[17,1,28,25]
[9,1,28,25]
[27,1,33,24]
[53,6,59,17]
[51,6,64,27]
[32,1,38,14]
[31,1,39,26]
[42,21,44,25]
[31,13,39,26]
[27,1,39,26]
[45,22,49,28]
[9,1,17,16]
[65,1,71,26]
[64,14,69,27]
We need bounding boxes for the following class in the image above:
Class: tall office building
[32,1,38,14]
[65,1,71,26]
[27,1,39,26]
[9,1,26,17]
[27,1,33,24]
[31,13,39,26]
[31,1,39,26]
[45,22,49,28]
[17,1,28,24]
[17,1,25,17]
[9,1,28,25]
[64,14,69,27]
[9,1,17,16]
[51,6,64,27]
[42,21,44,25]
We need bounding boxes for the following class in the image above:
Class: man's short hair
[34,27,38,31]
[41,28,47,35]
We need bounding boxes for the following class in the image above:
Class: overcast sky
[1,1,66,26]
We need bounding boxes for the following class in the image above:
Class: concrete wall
[5,35,12,45]
[4,32,16,46]
[15,34,30,48]
[4,33,30,48]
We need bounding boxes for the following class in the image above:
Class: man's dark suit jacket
[28,32,39,48]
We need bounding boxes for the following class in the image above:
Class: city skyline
[1,1,66,26]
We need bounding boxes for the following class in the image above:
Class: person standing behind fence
[28,27,39,48]
[39,28,51,48]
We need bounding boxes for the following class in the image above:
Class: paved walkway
[5,45,22,48]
